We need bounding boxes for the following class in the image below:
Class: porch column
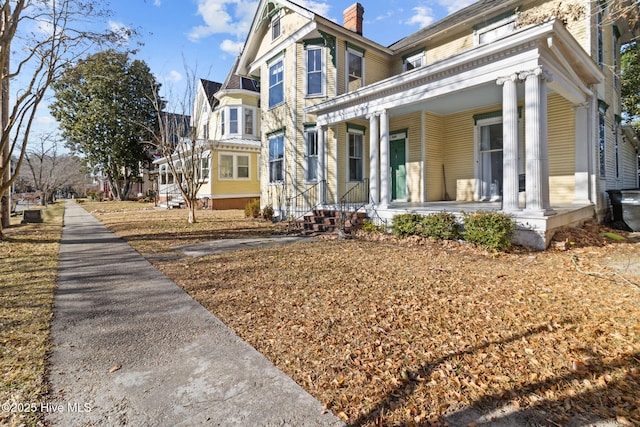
[318,125,326,203]
[368,113,380,205]
[498,74,520,212]
[520,67,555,215]
[379,110,390,208]
[573,101,591,204]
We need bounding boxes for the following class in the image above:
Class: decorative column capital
[496,73,518,86]
[518,66,553,83]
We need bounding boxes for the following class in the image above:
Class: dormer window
[220,106,256,138]
[271,14,281,40]
[403,51,425,71]
[476,15,515,45]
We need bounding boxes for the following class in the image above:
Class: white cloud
[165,70,183,83]
[220,39,244,55]
[154,0,161,6]
[295,0,331,17]
[406,6,435,28]
[437,0,477,15]
[188,0,259,42]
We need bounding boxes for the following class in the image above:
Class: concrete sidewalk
[47,201,343,426]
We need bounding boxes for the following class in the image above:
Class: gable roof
[200,79,223,108]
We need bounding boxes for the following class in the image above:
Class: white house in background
[236,0,638,248]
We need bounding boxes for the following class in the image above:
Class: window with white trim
[203,123,209,140]
[348,130,364,182]
[219,153,250,180]
[403,51,425,71]
[269,59,284,108]
[269,133,284,183]
[271,14,281,40]
[596,4,604,69]
[306,45,324,96]
[305,129,318,181]
[346,47,363,92]
[244,108,254,135]
[229,107,239,134]
[219,106,256,137]
[476,16,515,45]
[201,157,210,181]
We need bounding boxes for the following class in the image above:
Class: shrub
[361,219,386,233]
[262,204,274,221]
[462,211,515,252]
[244,199,261,218]
[391,213,422,238]
[420,212,461,240]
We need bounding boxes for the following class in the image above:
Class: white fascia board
[247,21,317,76]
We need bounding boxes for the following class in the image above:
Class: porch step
[298,209,367,236]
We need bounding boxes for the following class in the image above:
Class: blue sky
[35,0,477,133]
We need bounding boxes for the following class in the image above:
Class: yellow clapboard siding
[547,94,576,203]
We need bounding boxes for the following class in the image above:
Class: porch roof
[306,20,604,126]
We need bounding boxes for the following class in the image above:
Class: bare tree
[23,132,84,205]
[150,68,212,224]
[0,0,130,238]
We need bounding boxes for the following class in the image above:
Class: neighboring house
[155,62,261,209]
[237,0,639,248]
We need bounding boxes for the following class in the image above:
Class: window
[403,51,424,71]
[305,129,318,181]
[271,15,281,40]
[348,131,363,181]
[346,48,363,92]
[203,123,209,140]
[201,157,210,181]
[244,109,254,135]
[596,5,604,69]
[221,110,225,136]
[476,16,515,45]
[220,154,234,179]
[229,107,239,134]
[269,59,284,108]
[306,46,323,96]
[237,155,249,178]
[269,134,284,182]
[219,153,250,180]
[599,110,606,178]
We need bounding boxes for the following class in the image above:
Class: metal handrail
[339,178,369,233]
[286,180,326,221]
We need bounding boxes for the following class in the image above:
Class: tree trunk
[186,199,196,224]
[1,48,10,231]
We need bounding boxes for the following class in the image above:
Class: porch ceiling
[389,83,527,117]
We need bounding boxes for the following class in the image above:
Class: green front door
[390,138,406,200]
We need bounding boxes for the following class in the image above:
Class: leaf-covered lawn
[86,202,640,426]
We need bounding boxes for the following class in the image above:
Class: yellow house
[237,0,638,248]
[156,60,261,209]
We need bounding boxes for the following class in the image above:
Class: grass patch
[0,203,64,427]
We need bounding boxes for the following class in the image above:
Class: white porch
[306,20,604,250]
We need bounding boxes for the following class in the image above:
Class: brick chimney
[343,3,364,35]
